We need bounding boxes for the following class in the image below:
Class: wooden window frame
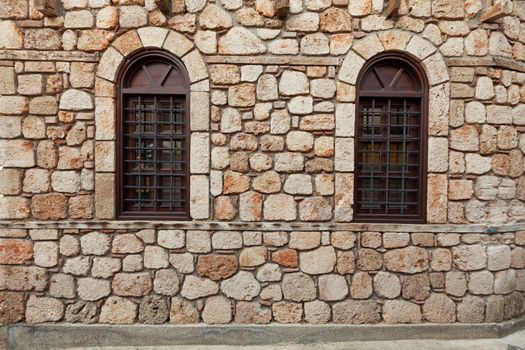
[354,52,428,223]
[116,49,191,220]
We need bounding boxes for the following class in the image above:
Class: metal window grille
[356,98,421,217]
[122,95,187,214]
[354,54,427,223]
[117,51,190,220]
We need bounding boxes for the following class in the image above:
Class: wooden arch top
[120,50,189,95]
[358,53,427,97]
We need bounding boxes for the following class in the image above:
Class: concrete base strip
[6,318,525,350]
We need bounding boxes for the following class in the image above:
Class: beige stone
[181,276,219,300]
[264,194,296,221]
[318,274,348,301]
[219,28,266,55]
[170,297,198,324]
[332,300,381,324]
[100,296,137,324]
[273,301,303,323]
[383,300,422,324]
[301,33,330,55]
[221,271,260,301]
[384,247,429,274]
[282,272,316,302]
[26,296,64,324]
[300,246,336,274]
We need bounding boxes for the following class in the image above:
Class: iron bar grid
[356,97,421,217]
[122,95,187,214]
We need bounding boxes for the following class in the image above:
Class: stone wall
[1,225,525,325]
[2,0,525,328]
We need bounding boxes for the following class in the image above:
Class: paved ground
[60,330,525,350]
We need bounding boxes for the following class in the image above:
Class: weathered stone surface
[0,265,47,291]
[153,269,180,296]
[235,302,271,324]
[469,271,494,295]
[138,295,169,324]
[332,300,381,324]
[80,231,110,256]
[100,296,137,324]
[26,296,64,324]
[181,276,219,300]
[77,277,111,301]
[289,231,320,250]
[384,247,429,274]
[0,292,26,324]
[49,274,76,299]
[300,246,336,274]
[223,171,250,194]
[212,231,242,249]
[319,274,348,301]
[170,297,199,324]
[113,234,144,253]
[264,194,296,221]
[494,270,517,295]
[286,12,319,32]
[423,293,456,323]
[488,245,512,271]
[60,89,93,111]
[0,239,32,265]
[200,4,232,30]
[272,249,298,268]
[65,301,98,324]
[383,300,422,324]
[240,246,267,267]
[91,257,120,279]
[445,271,467,297]
[357,248,383,271]
[33,241,58,268]
[119,5,147,28]
[256,263,282,282]
[279,70,309,96]
[197,255,238,281]
[221,271,260,300]
[144,246,169,269]
[273,301,303,323]
[373,272,401,299]
[320,8,351,32]
[219,28,266,55]
[63,256,90,276]
[282,272,316,302]
[202,295,232,324]
[457,295,485,323]
[452,245,486,271]
[299,196,332,221]
[113,272,152,297]
[301,33,330,55]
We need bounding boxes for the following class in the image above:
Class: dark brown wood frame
[353,52,429,224]
[116,49,191,220]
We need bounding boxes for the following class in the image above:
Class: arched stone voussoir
[96,27,207,86]
[338,30,450,88]
[137,27,169,48]
[352,33,385,60]
[96,46,124,83]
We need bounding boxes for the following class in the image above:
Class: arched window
[116,50,190,219]
[354,53,428,223]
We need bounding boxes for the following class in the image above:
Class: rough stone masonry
[1,0,525,328]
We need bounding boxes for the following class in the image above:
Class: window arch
[116,50,190,219]
[354,52,428,223]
